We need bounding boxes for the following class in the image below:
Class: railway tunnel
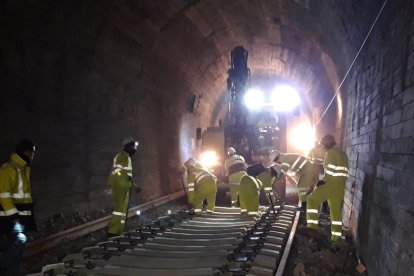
[0,0,413,275]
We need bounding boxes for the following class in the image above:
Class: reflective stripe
[331,231,342,236]
[112,211,126,216]
[291,157,301,170]
[187,183,194,187]
[248,212,259,215]
[264,187,272,191]
[11,193,31,199]
[120,220,125,224]
[194,209,202,213]
[231,200,238,203]
[281,163,290,168]
[188,188,194,192]
[307,209,318,214]
[298,159,308,170]
[241,209,247,213]
[18,210,32,216]
[0,192,11,198]
[307,219,318,224]
[327,164,348,171]
[331,221,342,225]
[206,210,214,213]
[0,208,18,216]
[325,170,348,177]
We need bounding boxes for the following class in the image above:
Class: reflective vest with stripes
[225,154,247,176]
[108,151,133,188]
[188,167,215,186]
[275,153,309,182]
[308,146,326,166]
[0,153,35,229]
[323,147,349,182]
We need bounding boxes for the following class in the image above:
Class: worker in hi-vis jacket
[224,147,247,207]
[181,158,204,208]
[183,158,217,214]
[272,151,315,210]
[306,135,349,242]
[107,137,140,237]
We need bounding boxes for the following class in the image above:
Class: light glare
[200,151,219,168]
[289,122,315,155]
[244,88,264,110]
[271,85,300,111]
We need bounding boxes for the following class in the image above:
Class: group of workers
[0,137,140,275]
[182,134,349,243]
[0,134,348,274]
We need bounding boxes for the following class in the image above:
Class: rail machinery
[198,46,283,205]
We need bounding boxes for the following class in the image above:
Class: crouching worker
[272,151,314,210]
[224,147,247,207]
[0,139,37,276]
[183,158,217,214]
[239,163,279,215]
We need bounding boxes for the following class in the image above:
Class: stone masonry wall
[343,2,414,275]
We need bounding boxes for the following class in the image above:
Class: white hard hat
[122,137,138,146]
[227,147,236,155]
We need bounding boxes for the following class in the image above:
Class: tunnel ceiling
[103,0,376,126]
[1,0,381,128]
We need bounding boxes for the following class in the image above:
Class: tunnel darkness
[0,1,413,275]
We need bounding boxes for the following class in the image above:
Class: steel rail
[24,190,185,258]
[275,210,300,276]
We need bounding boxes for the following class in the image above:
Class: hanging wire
[316,0,389,126]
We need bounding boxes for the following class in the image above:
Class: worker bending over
[306,135,349,242]
[224,147,247,207]
[181,158,204,208]
[183,158,217,214]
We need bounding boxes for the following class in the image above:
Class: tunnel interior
[0,0,413,275]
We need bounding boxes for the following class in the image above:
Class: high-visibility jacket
[224,154,247,176]
[307,147,349,241]
[187,167,217,213]
[225,154,247,207]
[274,153,314,203]
[308,146,326,184]
[182,162,205,206]
[108,151,133,235]
[0,153,36,231]
[308,147,326,167]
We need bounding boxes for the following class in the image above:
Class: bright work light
[244,88,264,110]
[270,85,300,112]
[200,151,219,168]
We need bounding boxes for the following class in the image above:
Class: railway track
[27,201,299,276]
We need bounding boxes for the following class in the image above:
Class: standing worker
[306,135,349,242]
[107,137,140,237]
[272,151,314,210]
[183,159,217,214]
[0,139,37,276]
[224,147,247,207]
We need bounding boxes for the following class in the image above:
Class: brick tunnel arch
[1,1,413,275]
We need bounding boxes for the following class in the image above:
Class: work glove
[12,221,27,245]
[316,180,326,187]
